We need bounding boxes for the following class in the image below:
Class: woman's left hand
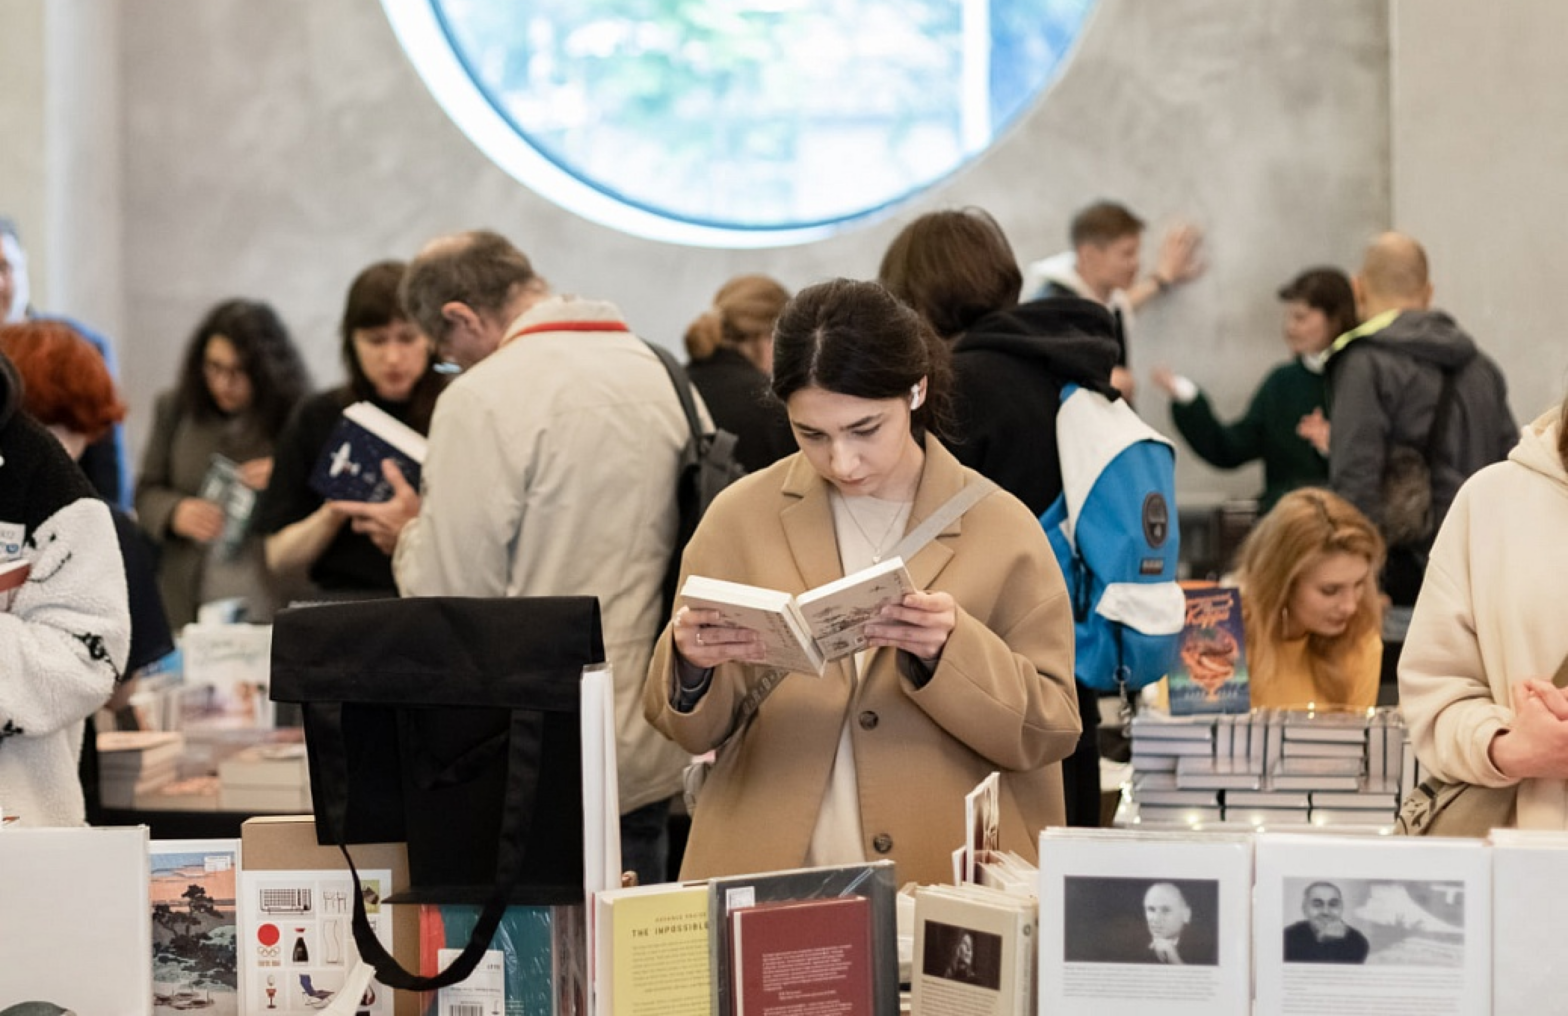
[237,456,274,490]
[864,590,955,664]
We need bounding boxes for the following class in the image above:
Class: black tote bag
[269,595,604,991]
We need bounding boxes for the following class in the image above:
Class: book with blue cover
[1167,585,1251,715]
[307,401,427,503]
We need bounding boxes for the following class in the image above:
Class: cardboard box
[240,816,418,1016]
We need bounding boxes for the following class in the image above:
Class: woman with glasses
[253,261,446,598]
[135,298,309,627]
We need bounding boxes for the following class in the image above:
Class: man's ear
[1418,281,1434,310]
[1350,275,1368,320]
[440,300,482,338]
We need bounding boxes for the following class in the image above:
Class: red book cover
[0,559,28,611]
[730,895,874,1016]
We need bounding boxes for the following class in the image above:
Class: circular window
[383,0,1095,247]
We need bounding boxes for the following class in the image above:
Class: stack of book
[1126,708,1408,829]
[217,742,312,813]
[97,730,185,808]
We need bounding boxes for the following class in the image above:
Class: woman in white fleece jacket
[1399,395,1568,826]
[0,346,129,826]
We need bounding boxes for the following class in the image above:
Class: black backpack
[645,342,747,619]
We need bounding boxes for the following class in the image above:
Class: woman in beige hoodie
[1399,396,1568,827]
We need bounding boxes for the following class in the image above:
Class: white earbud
[909,385,923,410]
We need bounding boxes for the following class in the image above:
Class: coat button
[872,833,893,854]
[857,710,879,730]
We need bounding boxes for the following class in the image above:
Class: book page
[1253,833,1489,1014]
[795,557,915,662]
[681,575,824,674]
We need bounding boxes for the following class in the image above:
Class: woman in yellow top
[1234,488,1384,710]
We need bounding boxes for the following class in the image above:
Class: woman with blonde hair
[1234,488,1385,710]
[683,274,794,471]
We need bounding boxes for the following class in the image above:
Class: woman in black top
[254,261,446,596]
[683,274,795,472]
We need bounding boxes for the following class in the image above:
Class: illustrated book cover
[1166,586,1250,715]
[680,556,916,675]
[151,838,241,1015]
[308,400,427,503]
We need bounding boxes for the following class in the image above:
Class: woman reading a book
[1234,488,1384,710]
[1399,392,1568,828]
[643,278,1080,886]
[253,261,445,597]
[135,298,309,627]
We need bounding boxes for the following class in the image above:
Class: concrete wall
[21,0,1393,504]
[1390,0,1568,426]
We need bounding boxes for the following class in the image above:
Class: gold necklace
[838,493,910,564]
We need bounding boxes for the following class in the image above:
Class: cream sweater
[1399,407,1568,827]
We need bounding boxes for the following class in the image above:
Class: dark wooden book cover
[731,895,873,1016]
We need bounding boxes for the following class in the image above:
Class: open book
[679,556,916,675]
[308,401,427,503]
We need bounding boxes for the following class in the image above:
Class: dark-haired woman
[643,278,1079,886]
[135,298,309,627]
[1153,267,1357,512]
[254,261,445,598]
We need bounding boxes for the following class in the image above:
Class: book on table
[708,860,898,1016]
[731,894,874,1016]
[1166,586,1250,715]
[308,400,427,502]
[680,557,916,675]
[594,882,711,1016]
[911,882,1036,1016]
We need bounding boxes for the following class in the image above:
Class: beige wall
[12,0,1396,505]
[1390,0,1568,426]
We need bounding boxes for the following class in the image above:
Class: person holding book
[254,261,445,597]
[643,277,1080,887]
[136,299,310,627]
[1398,391,1568,827]
[1234,488,1384,711]
[683,274,795,472]
[1151,266,1355,513]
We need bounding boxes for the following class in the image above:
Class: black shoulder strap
[1424,363,1462,463]
[645,340,704,443]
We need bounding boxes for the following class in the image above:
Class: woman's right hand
[1489,679,1568,780]
[672,605,764,668]
[171,497,226,542]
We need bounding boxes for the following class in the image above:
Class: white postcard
[1038,828,1252,1015]
[1253,832,1488,1014]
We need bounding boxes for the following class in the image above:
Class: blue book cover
[307,402,426,503]
[1168,586,1250,715]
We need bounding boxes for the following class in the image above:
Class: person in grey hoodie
[1324,232,1516,607]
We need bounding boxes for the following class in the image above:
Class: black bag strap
[338,705,546,991]
[645,340,706,442]
[1424,363,1462,463]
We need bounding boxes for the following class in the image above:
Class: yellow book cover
[599,883,711,1016]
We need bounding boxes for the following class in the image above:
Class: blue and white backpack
[1039,383,1185,694]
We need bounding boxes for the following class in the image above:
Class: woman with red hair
[0,320,174,821]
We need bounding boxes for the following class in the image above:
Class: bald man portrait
[1283,881,1370,964]
[1322,232,1515,608]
